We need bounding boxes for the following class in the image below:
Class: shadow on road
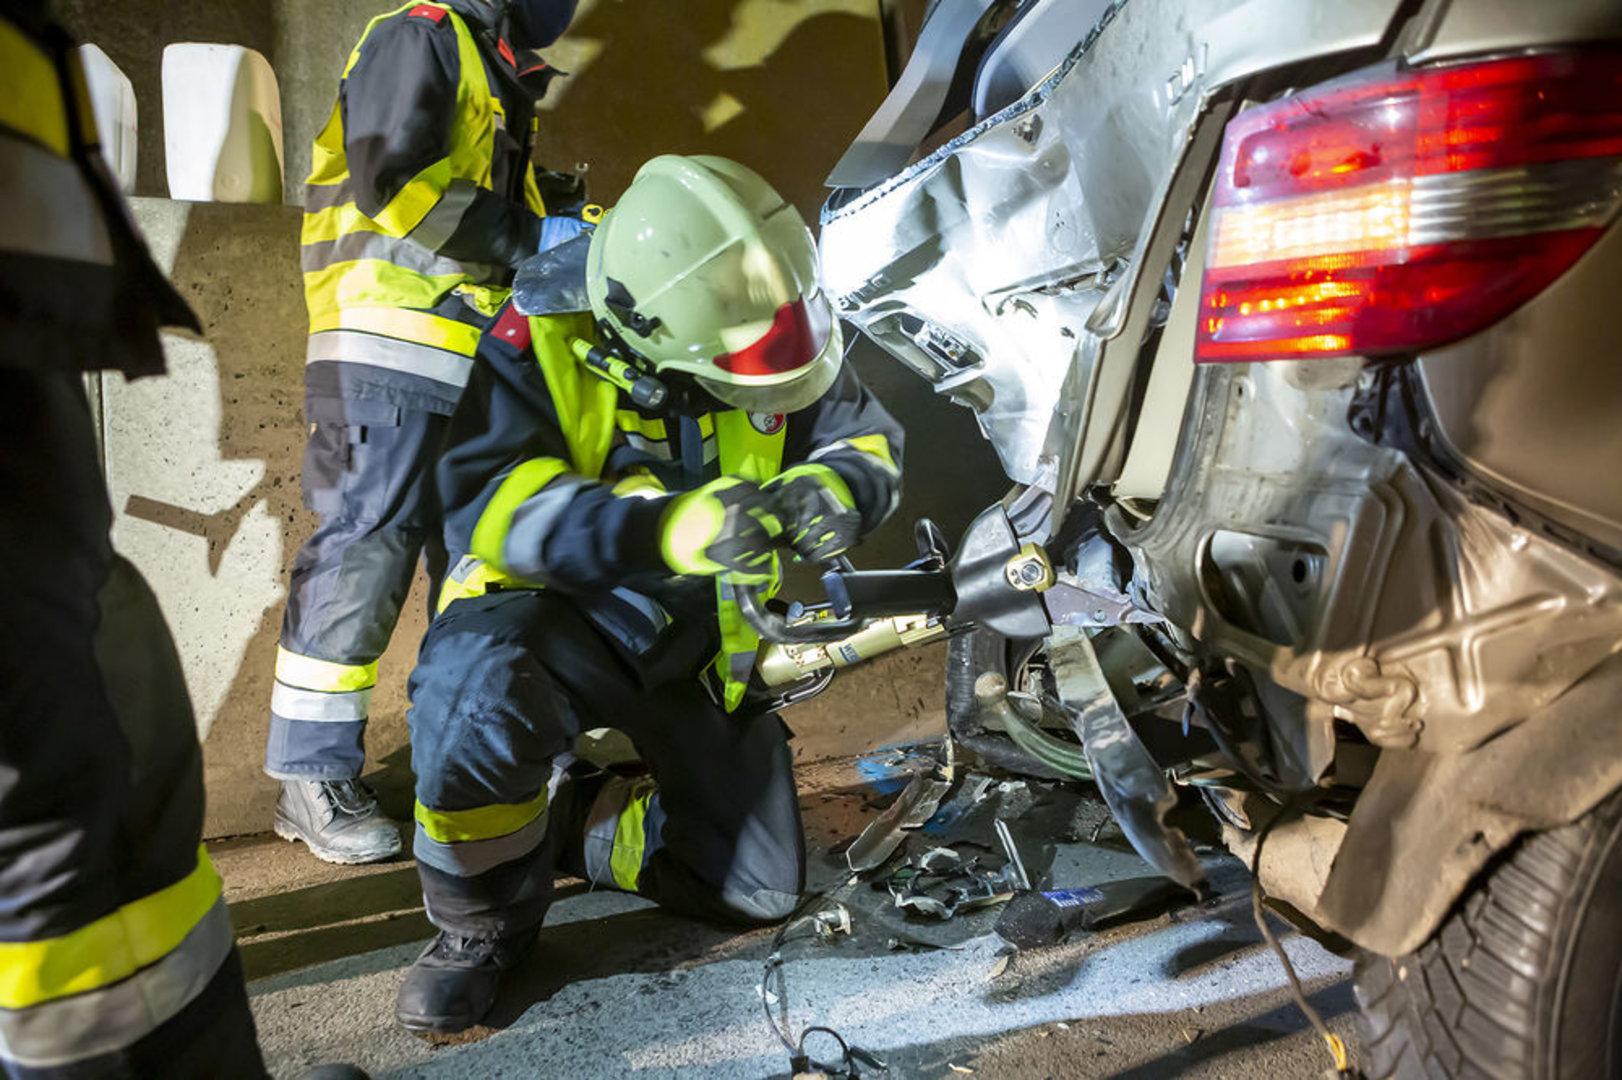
[1103,982,1357,1080]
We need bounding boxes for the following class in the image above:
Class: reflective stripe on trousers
[581,775,661,893]
[0,850,230,1069]
[270,646,375,724]
[411,757,574,877]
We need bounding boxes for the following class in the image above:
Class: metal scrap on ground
[845,766,954,873]
[885,844,1022,920]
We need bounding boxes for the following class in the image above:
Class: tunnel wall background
[61,0,1006,837]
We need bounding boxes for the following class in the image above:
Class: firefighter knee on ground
[395,154,904,1034]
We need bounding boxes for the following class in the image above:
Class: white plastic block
[161,43,284,203]
[78,44,138,193]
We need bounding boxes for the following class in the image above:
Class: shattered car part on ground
[762,746,1223,1077]
[844,754,955,874]
[884,844,1020,921]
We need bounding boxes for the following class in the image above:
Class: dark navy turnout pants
[265,398,450,780]
[407,589,805,938]
[0,370,264,1078]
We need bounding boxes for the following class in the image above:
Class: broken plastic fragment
[887,845,1017,919]
[809,902,852,942]
[845,768,953,872]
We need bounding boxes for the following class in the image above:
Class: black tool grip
[734,584,864,643]
[822,567,956,619]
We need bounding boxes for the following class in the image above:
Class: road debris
[994,780,1036,821]
[885,845,1020,919]
[992,819,1031,891]
[764,897,884,1078]
[994,876,1191,948]
[809,902,852,942]
[846,765,954,873]
[884,935,966,953]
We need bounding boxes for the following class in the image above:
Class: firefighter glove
[660,477,785,583]
[763,463,861,562]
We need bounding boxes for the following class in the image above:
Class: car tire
[1353,789,1622,1079]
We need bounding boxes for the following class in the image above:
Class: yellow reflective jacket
[436,303,904,711]
[301,0,550,412]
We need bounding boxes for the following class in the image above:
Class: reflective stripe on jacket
[0,848,231,1068]
[300,0,549,409]
[434,304,904,711]
[0,10,198,377]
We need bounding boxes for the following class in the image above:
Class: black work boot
[274,779,402,864]
[395,929,537,1034]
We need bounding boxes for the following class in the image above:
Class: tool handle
[734,583,864,643]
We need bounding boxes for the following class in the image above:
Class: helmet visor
[712,291,834,376]
[697,317,843,414]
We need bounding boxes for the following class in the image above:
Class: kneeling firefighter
[395,155,903,1032]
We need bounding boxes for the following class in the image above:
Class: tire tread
[1353,792,1622,1080]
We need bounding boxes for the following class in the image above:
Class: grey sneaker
[274,779,402,864]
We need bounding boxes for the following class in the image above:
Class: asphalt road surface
[225,753,1358,1078]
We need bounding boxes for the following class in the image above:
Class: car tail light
[1196,49,1622,363]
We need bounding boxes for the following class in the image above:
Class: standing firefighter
[395,156,903,1032]
[0,4,267,1075]
[270,0,587,863]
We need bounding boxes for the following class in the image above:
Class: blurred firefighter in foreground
[0,3,269,1074]
[394,155,904,1032]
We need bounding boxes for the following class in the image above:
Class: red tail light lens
[713,294,834,376]
[1196,50,1622,363]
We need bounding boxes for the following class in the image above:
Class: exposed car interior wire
[1249,793,1356,1078]
[761,887,886,1077]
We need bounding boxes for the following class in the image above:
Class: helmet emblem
[749,412,786,435]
